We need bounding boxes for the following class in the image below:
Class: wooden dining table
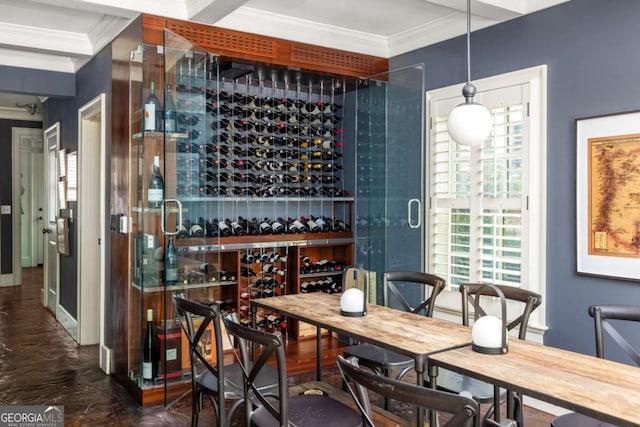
[251,292,473,426]
[428,337,640,427]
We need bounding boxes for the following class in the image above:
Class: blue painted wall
[42,45,112,319]
[0,66,73,275]
[0,66,74,97]
[0,119,42,274]
[391,0,640,360]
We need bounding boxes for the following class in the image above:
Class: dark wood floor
[0,267,554,426]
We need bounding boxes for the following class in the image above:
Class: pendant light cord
[466,0,471,84]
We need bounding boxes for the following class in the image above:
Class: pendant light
[447,0,492,147]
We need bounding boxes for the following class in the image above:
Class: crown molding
[0,106,43,122]
[88,15,133,56]
[215,7,389,58]
[387,12,497,57]
[0,22,93,57]
[0,48,76,73]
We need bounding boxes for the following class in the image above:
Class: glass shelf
[178,196,354,203]
[131,280,237,293]
[175,236,354,252]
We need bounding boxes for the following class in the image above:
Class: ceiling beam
[0,22,93,57]
[25,0,189,20]
[186,0,250,23]
[425,0,523,21]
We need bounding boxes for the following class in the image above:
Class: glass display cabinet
[127,29,363,404]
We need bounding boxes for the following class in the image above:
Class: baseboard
[56,304,78,342]
[0,273,16,286]
[100,345,112,374]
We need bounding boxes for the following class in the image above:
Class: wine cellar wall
[116,16,385,406]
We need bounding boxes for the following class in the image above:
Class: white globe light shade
[340,288,365,316]
[472,315,507,352]
[447,102,492,147]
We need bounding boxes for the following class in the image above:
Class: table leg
[316,327,322,381]
[428,362,439,427]
[415,357,426,427]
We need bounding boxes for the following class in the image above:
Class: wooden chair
[341,271,445,409]
[337,354,479,427]
[173,295,278,426]
[430,283,541,425]
[550,304,640,427]
[222,313,363,427]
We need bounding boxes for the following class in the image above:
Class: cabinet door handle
[161,199,183,236]
[407,198,421,229]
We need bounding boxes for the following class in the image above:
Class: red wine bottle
[165,236,178,284]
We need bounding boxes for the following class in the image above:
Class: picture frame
[56,216,70,256]
[58,148,66,178]
[66,151,77,202]
[576,110,640,280]
[57,180,67,210]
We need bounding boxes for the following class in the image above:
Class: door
[43,123,60,312]
[354,64,426,307]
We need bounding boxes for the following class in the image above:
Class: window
[426,66,547,338]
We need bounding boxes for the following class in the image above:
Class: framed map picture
[576,110,640,280]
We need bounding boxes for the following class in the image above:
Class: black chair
[550,304,640,427]
[222,313,363,427]
[430,283,541,426]
[337,355,479,427]
[342,271,446,383]
[173,295,278,427]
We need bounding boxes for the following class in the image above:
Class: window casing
[426,66,547,340]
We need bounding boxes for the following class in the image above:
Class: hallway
[0,267,203,426]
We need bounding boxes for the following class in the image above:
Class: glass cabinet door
[354,64,426,307]
[129,29,219,405]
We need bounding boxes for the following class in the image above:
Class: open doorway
[77,94,109,372]
[9,127,44,289]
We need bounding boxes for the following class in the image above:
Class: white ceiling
[0,0,570,118]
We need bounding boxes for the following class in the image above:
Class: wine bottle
[303,216,320,232]
[312,215,330,232]
[229,218,245,236]
[241,266,256,277]
[217,219,232,237]
[144,81,162,132]
[142,309,157,382]
[189,221,205,238]
[176,223,189,239]
[241,252,256,264]
[164,84,177,133]
[270,218,285,234]
[148,155,164,208]
[258,217,273,235]
[241,217,260,235]
[165,236,178,284]
[205,219,219,237]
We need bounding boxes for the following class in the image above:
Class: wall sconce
[16,102,39,115]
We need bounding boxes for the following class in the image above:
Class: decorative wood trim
[142,14,388,78]
[289,42,387,77]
